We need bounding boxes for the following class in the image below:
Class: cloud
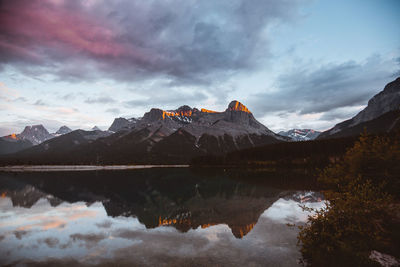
[38,237,60,248]
[13,230,29,240]
[0,0,306,85]
[16,220,66,231]
[14,97,27,102]
[61,93,75,101]
[250,55,400,117]
[96,220,113,229]
[318,106,365,121]
[0,82,20,100]
[70,233,107,249]
[105,108,121,115]
[85,96,116,104]
[33,99,46,106]
[124,88,209,110]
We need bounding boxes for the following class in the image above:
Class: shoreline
[0,165,189,172]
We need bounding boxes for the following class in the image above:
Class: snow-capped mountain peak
[278,129,321,141]
[18,125,54,145]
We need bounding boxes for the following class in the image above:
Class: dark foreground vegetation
[298,132,400,266]
[192,135,359,169]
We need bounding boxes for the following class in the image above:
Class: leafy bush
[298,132,400,266]
[319,132,400,195]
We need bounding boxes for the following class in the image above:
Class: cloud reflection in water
[0,193,324,266]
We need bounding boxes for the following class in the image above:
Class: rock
[369,250,400,267]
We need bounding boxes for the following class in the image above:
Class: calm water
[0,168,324,266]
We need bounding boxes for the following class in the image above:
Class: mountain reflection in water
[0,168,324,266]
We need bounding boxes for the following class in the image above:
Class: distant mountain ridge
[318,77,400,139]
[0,124,105,155]
[350,77,400,126]
[278,129,321,141]
[2,100,287,164]
[55,126,72,136]
[2,125,72,144]
[108,118,138,132]
[18,125,53,145]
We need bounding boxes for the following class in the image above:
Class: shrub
[318,132,400,196]
[298,132,400,266]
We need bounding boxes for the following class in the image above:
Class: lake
[0,168,324,266]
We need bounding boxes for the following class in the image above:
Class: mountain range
[0,77,399,164]
[278,129,321,141]
[0,101,286,164]
[0,125,73,155]
[2,125,72,145]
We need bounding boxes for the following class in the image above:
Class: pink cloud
[16,220,66,231]
[0,0,139,61]
[14,205,98,231]
[1,0,306,83]
[67,210,97,220]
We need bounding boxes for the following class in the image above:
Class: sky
[0,0,399,135]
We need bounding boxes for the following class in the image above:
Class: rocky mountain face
[108,117,138,132]
[97,100,286,163]
[6,129,115,160]
[0,124,110,155]
[18,125,54,145]
[278,129,321,141]
[319,77,400,139]
[3,101,286,164]
[1,125,69,155]
[136,100,279,138]
[0,125,53,155]
[55,126,72,136]
[351,77,400,126]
